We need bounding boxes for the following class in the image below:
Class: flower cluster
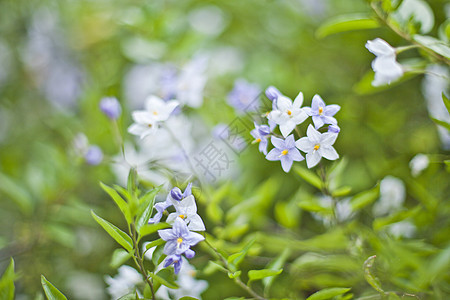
[250,87,341,172]
[150,183,205,274]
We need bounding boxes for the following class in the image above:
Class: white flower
[388,221,416,238]
[128,95,179,139]
[409,154,429,177]
[295,125,339,168]
[366,38,404,86]
[166,195,206,231]
[372,176,405,216]
[268,92,308,137]
[105,265,142,300]
[176,56,208,108]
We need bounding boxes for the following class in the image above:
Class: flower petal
[276,96,293,111]
[320,146,339,160]
[163,240,177,255]
[266,148,282,161]
[307,124,321,143]
[271,136,285,149]
[280,121,296,138]
[187,214,206,231]
[185,231,205,246]
[284,135,295,148]
[324,104,340,116]
[280,156,293,172]
[321,132,338,146]
[158,229,177,241]
[295,137,314,152]
[306,151,321,168]
[293,91,304,108]
[289,147,304,162]
[311,95,325,112]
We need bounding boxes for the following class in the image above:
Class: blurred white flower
[188,5,228,36]
[105,265,142,300]
[156,258,208,300]
[373,176,406,216]
[388,221,416,238]
[366,38,404,86]
[176,56,208,108]
[409,154,429,177]
[67,272,105,300]
[422,65,450,150]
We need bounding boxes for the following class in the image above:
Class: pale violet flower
[148,194,173,224]
[295,125,339,168]
[265,86,282,101]
[105,265,142,299]
[366,38,404,86]
[85,145,103,165]
[171,183,193,201]
[409,154,429,177]
[100,97,122,120]
[268,92,308,137]
[250,123,270,155]
[303,95,340,129]
[227,79,261,112]
[128,95,179,139]
[156,257,208,300]
[328,124,340,133]
[266,135,304,172]
[373,176,405,216]
[167,195,206,231]
[158,218,205,257]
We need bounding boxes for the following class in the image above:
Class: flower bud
[85,145,103,165]
[328,124,340,134]
[265,86,281,101]
[170,187,183,201]
[100,97,121,120]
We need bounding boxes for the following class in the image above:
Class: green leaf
[248,269,283,282]
[262,248,290,289]
[413,35,450,59]
[443,93,450,114]
[331,186,352,197]
[41,275,68,300]
[363,255,384,293]
[179,297,199,300]
[151,269,179,289]
[0,258,15,300]
[110,249,132,269]
[136,187,161,233]
[227,238,256,272]
[145,238,164,251]
[91,211,133,251]
[316,14,379,39]
[350,185,379,211]
[100,182,132,223]
[139,223,170,239]
[151,243,165,267]
[0,173,33,215]
[227,270,241,279]
[294,166,322,189]
[431,117,450,131]
[306,287,351,300]
[117,293,138,300]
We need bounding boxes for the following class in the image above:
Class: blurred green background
[0,0,449,299]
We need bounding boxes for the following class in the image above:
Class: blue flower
[158,218,205,256]
[250,122,270,155]
[99,97,122,120]
[265,135,304,172]
[85,145,103,165]
[148,194,173,224]
[164,254,183,274]
[170,183,192,201]
[303,95,340,129]
[265,86,282,101]
[227,79,261,112]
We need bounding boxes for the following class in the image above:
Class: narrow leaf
[151,269,179,289]
[294,166,322,189]
[263,248,290,289]
[413,34,450,59]
[136,187,161,233]
[248,269,283,282]
[100,182,132,223]
[363,255,384,293]
[431,117,450,131]
[316,14,379,39]
[0,258,15,300]
[139,223,170,239]
[350,185,379,211]
[306,287,351,300]
[91,211,133,251]
[110,249,132,269]
[443,93,450,114]
[227,238,256,271]
[41,275,68,300]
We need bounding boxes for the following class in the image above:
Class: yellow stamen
[281,149,289,156]
[318,107,323,115]
[178,214,186,219]
[256,138,261,143]
[177,237,183,244]
[148,124,152,128]
[153,111,158,115]
[287,110,292,116]
[314,144,320,151]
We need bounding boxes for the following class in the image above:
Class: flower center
[178,214,186,219]
[177,237,183,244]
[147,123,152,128]
[281,149,289,156]
[256,138,261,143]
[314,144,320,151]
[287,110,292,116]
[318,107,323,115]
[153,111,158,116]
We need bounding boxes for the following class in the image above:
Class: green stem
[204,238,267,300]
